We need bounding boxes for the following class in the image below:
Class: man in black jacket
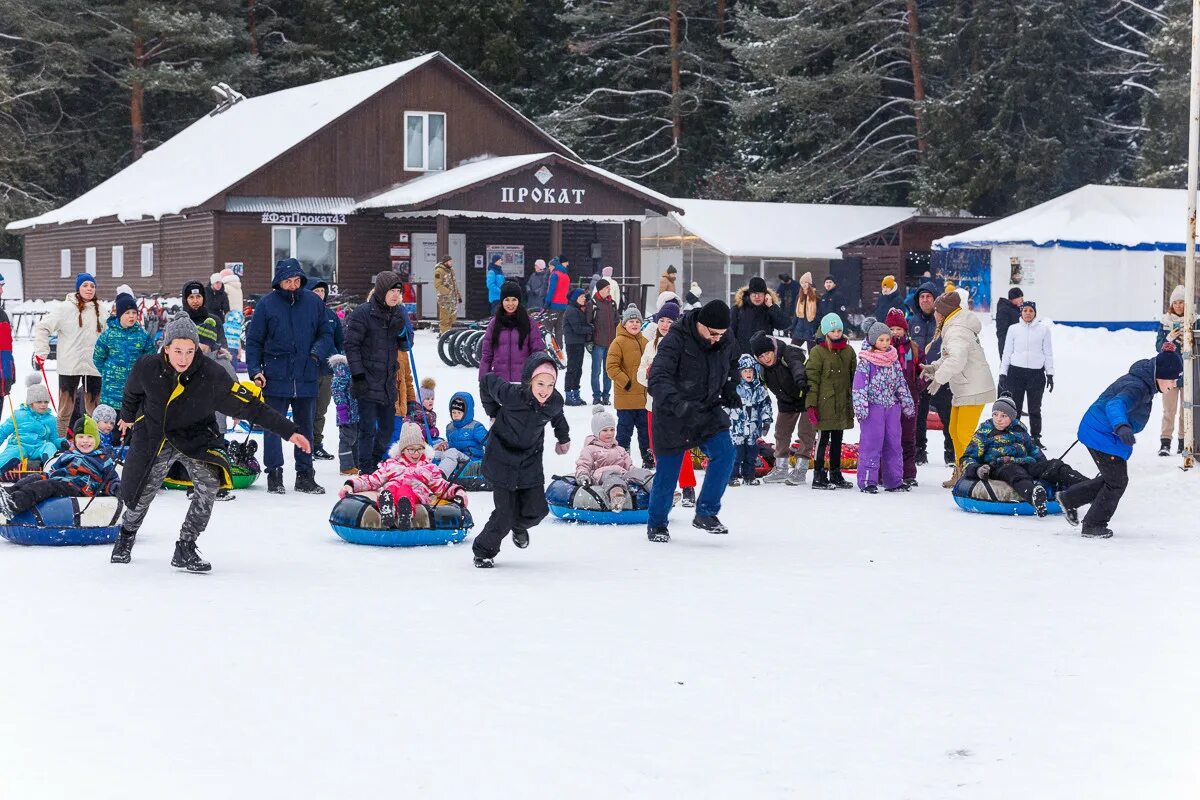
[906,281,939,464]
[645,300,740,542]
[343,271,410,473]
[996,287,1023,357]
[750,332,815,486]
[730,276,790,356]
[110,315,307,572]
[817,276,849,332]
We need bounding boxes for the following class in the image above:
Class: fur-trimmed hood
[733,286,781,309]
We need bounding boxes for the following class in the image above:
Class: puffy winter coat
[873,291,905,323]
[996,299,1022,354]
[962,418,1042,472]
[605,325,648,410]
[545,259,572,310]
[792,286,820,346]
[1078,358,1158,459]
[393,350,419,416]
[312,283,345,376]
[92,318,155,408]
[564,297,593,346]
[929,308,997,407]
[330,356,359,426]
[905,282,939,353]
[479,315,545,383]
[222,277,244,350]
[205,286,230,324]
[479,354,570,490]
[346,451,463,504]
[851,348,915,421]
[817,288,848,332]
[728,375,773,445]
[343,290,411,407]
[434,260,461,309]
[575,434,633,483]
[757,336,808,414]
[892,334,925,401]
[730,287,790,356]
[486,264,506,304]
[658,271,677,294]
[635,330,668,412]
[245,260,335,399]
[805,339,857,431]
[1000,318,1054,375]
[0,306,14,395]
[0,405,65,467]
[647,309,740,454]
[47,448,120,496]
[776,279,800,321]
[444,392,488,459]
[525,269,549,311]
[588,295,618,347]
[34,293,108,377]
[119,352,296,506]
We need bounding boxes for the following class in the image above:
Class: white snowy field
[2,321,1199,799]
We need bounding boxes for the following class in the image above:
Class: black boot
[395,497,413,531]
[170,539,211,572]
[1063,504,1080,527]
[1081,525,1114,539]
[692,515,728,534]
[1031,484,1048,518]
[512,528,529,548]
[1178,438,1186,455]
[377,491,396,528]
[110,528,136,564]
[474,555,494,568]
[828,466,853,489]
[810,469,832,490]
[915,448,928,466]
[1159,438,1171,457]
[681,487,696,508]
[267,467,285,494]
[313,446,334,461]
[294,473,325,494]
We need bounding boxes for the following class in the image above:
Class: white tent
[933,185,1189,330]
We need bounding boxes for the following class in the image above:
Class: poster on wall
[390,241,412,282]
[932,249,991,313]
[224,262,244,277]
[1008,255,1035,286]
[486,245,526,278]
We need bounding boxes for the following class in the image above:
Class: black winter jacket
[647,309,740,454]
[906,282,939,353]
[343,298,410,406]
[119,352,296,505]
[996,299,1021,354]
[759,336,808,413]
[479,353,570,490]
[730,287,790,355]
[564,304,593,346]
[817,289,849,331]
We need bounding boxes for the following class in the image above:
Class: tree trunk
[248,0,259,56]
[669,0,682,182]
[717,0,726,37]
[905,0,927,153]
[131,34,145,161]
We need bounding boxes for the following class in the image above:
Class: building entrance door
[411,233,466,318]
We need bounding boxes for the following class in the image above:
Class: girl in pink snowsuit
[852,321,915,492]
[339,421,465,529]
[574,407,654,510]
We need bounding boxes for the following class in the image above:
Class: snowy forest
[0,0,1192,258]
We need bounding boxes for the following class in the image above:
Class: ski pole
[406,344,434,444]
[37,358,57,413]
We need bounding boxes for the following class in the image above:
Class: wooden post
[625,220,642,284]
[549,219,563,262]
[436,214,449,261]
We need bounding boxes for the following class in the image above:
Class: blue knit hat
[76,273,96,292]
[819,313,844,336]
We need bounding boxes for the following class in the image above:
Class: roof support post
[436,214,449,264]
[1183,0,1200,469]
[549,219,563,262]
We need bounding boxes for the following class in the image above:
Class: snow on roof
[667,199,917,259]
[933,184,1195,252]
[225,197,356,214]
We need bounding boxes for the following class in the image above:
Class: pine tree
[1136,0,1187,187]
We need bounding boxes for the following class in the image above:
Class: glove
[576,474,592,486]
[807,407,819,428]
[926,381,943,396]
[555,440,571,455]
[1046,375,1054,393]
[997,374,1008,394]
[1115,424,1136,447]
[349,375,367,399]
[976,464,991,481]
[721,383,741,409]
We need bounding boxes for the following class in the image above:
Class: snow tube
[951,477,1063,517]
[926,410,944,431]
[328,493,473,547]
[163,469,260,491]
[0,495,123,546]
[787,442,859,474]
[692,439,774,476]
[447,458,489,492]
[545,475,651,525]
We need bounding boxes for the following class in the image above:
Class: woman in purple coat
[479,281,546,383]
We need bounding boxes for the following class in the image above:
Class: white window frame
[111,245,124,278]
[85,247,97,274]
[403,111,447,172]
[140,243,154,277]
[60,249,71,278]
[270,225,339,282]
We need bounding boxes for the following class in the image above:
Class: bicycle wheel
[437,329,460,366]
[455,330,477,369]
[466,330,484,368]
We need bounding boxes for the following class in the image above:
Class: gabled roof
[7,52,580,232]
[933,184,1193,252]
[667,198,917,260]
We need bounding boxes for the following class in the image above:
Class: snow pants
[949,403,984,465]
[647,411,695,489]
[338,423,359,472]
[356,400,396,473]
[616,409,651,463]
[857,403,903,490]
[438,303,457,335]
[120,442,220,542]
[595,467,654,509]
[565,344,585,392]
[1006,366,1046,439]
[473,486,549,559]
[929,384,955,463]
[735,441,760,481]
[436,448,472,478]
[1057,448,1129,529]
[6,475,82,516]
[900,405,917,481]
[314,373,333,450]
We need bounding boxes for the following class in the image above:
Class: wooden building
[7,52,678,319]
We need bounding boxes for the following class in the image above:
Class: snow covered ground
[2,321,1199,799]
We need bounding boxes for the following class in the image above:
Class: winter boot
[1063,503,1080,527]
[1032,436,1045,450]
[1031,484,1049,518]
[267,467,285,495]
[170,539,211,572]
[647,525,670,543]
[829,473,854,490]
[601,394,611,406]
[941,464,963,490]
[915,448,928,466]
[474,556,495,568]
[294,473,325,494]
[394,498,413,531]
[566,390,586,407]
[885,484,910,493]
[1081,525,1114,539]
[810,469,832,490]
[340,467,359,476]
[0,486,15,519]
[785,465,808,486]
[681,487,696,508]
[313,446,335,461]
[377,491,396,528]
[744,476,762,486]
[903,477,919,489]
[861,484,879,494]
[692,515,728,534]
[607,486,628,511]
[110,529,136,564]
[512,528,530,548]
[727,477,743,487]
[763,460,791,484]
[1159,438,1171,457]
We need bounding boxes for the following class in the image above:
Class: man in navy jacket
[246,259,335,494]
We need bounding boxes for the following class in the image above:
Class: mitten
[1046,375,1055,393]
[806,407,819,427]
[555,440,571,455]
[1115,424,1136,447]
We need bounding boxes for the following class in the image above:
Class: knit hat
[196,317,219,347]
[655,300,680,322]
[666,265,677,275]
[419,377,436,402]
[116,283,134,298]
[824,275,836,284]
[91,404,118,426]
[1007,287,1024,301]
[568,288,586,305]
[183,280,205,301]
[748,276,768,294]
[210,272,224,286]
[530,360,558,384]
[534,259,547,270]
[749,331,775,358]
[696,300,731,329]
[450,395,468,416]
[1156,342,1185,380]
[395,422,426,452]
[76,415,100,444]
[1170,285,1187,304]
[881,275,897,294]
[935,291,961,318]
[24,373,50,405]
[866,321,892,345]
[602,266,614,278]
[819,313,844,336]
[738,353,759,372]
[992,394,1019,423]
[500,280,522,301]
[885,308,908,331]
[799,272,813,286]
[620,303,643,324]
[594,278,610,293]
[591,406,617,436]
[115,293,138,319]
[75,273,96,292]
[689,281,702,298]
[163,313,200,348]
[1020,300,1037,314]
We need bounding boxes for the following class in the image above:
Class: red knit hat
[885,308,908,331]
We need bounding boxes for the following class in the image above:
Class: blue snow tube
[328,493,473,547]
[0,495,123,546]
[546,476,651,525]
[448,458,489,492]
[951,477,1063,516]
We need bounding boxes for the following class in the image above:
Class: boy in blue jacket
[434,391,488,478]
[1058,345,1184,538]
[0,416,120,519]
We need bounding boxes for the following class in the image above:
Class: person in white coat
[33,273,109,436]
[999,300,1053,447]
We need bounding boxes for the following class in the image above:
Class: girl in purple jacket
[479,281,546,383]
[852,321,915,493]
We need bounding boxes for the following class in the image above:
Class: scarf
[820,337,848,352]
[861,346,898,367]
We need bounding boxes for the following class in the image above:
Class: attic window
[404,111,446,172]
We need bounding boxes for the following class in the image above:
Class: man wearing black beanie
[644,299,739,542]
